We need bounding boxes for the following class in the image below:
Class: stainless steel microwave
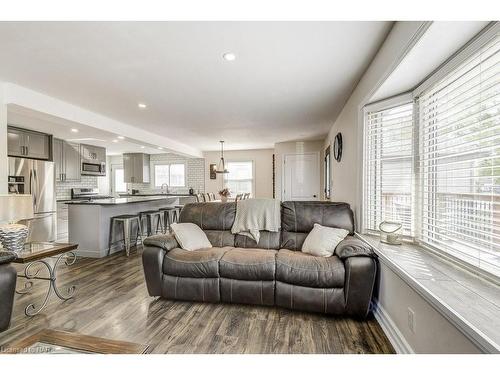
[81,161,106,176]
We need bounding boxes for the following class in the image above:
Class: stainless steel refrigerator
[8,157,57,242]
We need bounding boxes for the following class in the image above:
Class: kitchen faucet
[161,183,170,194]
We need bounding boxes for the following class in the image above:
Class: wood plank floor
[0,248,395,354]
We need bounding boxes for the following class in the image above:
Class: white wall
[376,263,482,353]
[324,22,428,221]
[203,149,274,198]
[274,140,325,201]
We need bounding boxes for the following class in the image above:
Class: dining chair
[204,193,211,202]
[235,194,243,202]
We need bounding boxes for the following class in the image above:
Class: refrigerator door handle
[33,168,38,211]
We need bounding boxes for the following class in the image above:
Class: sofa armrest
[344,257,377,318]
[142,245,166,297]
[0,251,17,265]
[0,263,17,332]
[335,237,375,260]
[143,234,179,252]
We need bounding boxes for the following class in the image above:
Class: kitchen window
[363,30,500,278]
[224,161,254,197]
[154,163,186,188]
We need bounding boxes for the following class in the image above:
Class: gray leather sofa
[0,251,17,332]
[142,201,376,318]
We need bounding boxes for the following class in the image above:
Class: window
[113,166,127,193]
[418,34,499,276]
[325,146,331,199]
[154,163,185,188]
[363,31,500,278]
[224,161,254,196]
[364,102,414,236]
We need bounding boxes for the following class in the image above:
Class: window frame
[152,161,186,188]
[361,23,500,281]
[223,160,255,197]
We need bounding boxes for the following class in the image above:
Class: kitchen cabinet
[81,144,106,162]
[7,126,52,160]
[53,138,81,182]
[123,153,150,183]
[56,202,69,242]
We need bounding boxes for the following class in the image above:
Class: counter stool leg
[135,217,143,246]
[123,218,131,257]
[107,218,114,256]
[156,214,164,234]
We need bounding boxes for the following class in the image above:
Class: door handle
[33,169,38,210]
[313,194,317,198]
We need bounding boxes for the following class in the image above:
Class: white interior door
[283,153,320,201]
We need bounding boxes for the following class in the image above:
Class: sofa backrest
[280,201,355,251]
[179,202,236,247]
[179,201,354,251]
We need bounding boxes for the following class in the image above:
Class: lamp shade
[0,194,34,223]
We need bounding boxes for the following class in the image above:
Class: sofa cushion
[220,248,277,281]
[205,230,235,247]
[163,247,229,278]
[234,231,280,250]
[276,249,345,288]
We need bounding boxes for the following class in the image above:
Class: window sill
[357,233,500,353]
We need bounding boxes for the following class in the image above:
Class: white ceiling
[370,21,489,102]
[0,22,392,151]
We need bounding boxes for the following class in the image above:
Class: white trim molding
[372,299,414,354]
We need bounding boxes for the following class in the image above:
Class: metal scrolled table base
[16,252,77,317]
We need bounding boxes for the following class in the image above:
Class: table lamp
[0,194,34,252]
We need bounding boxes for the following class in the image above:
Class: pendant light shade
[215,140,229,174]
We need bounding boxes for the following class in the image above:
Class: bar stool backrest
[204,193,211,202]
[235,194,243,202]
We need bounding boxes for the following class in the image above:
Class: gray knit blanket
[231,198,281,243]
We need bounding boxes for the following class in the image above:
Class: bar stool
[139,210,164,236]
[108,214,143,257]
[172,205,184,223]
[159,206,177,233]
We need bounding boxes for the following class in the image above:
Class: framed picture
[210,163,217,179]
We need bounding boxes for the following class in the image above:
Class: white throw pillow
[301,223,349,257]
[170,223,212,251]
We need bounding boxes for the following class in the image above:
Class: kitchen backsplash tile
[56,175,98,200]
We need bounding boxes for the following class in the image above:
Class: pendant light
[215,140,229,174]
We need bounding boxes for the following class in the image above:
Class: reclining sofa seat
[142,201,377,318]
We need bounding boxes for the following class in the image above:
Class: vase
[220,196,228,203]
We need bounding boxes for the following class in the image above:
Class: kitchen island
[67,196,191,258]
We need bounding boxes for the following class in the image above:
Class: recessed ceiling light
[158,147,163,150]
[112,139,118,143]
[138,103,147,109]
[223,52,236,61]
[71,128,79,133]
[118,136,125,140]
[140,146,145,149]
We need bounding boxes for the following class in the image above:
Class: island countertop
[65,196,184,205]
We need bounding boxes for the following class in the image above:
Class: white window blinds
[364,102,414,236]
[418,34,500,276]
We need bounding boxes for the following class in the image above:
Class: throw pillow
[170,223,212,251]
[301,223,349,257]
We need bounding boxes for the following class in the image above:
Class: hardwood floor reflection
[0,248,394,354]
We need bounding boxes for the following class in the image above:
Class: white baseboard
[373,299,414,354]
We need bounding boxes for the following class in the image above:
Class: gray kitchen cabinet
[53,138,81,182]
[80,143,106,162]
[7,126,52,160]
[123,153,150,183]
[56,202,69,242]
